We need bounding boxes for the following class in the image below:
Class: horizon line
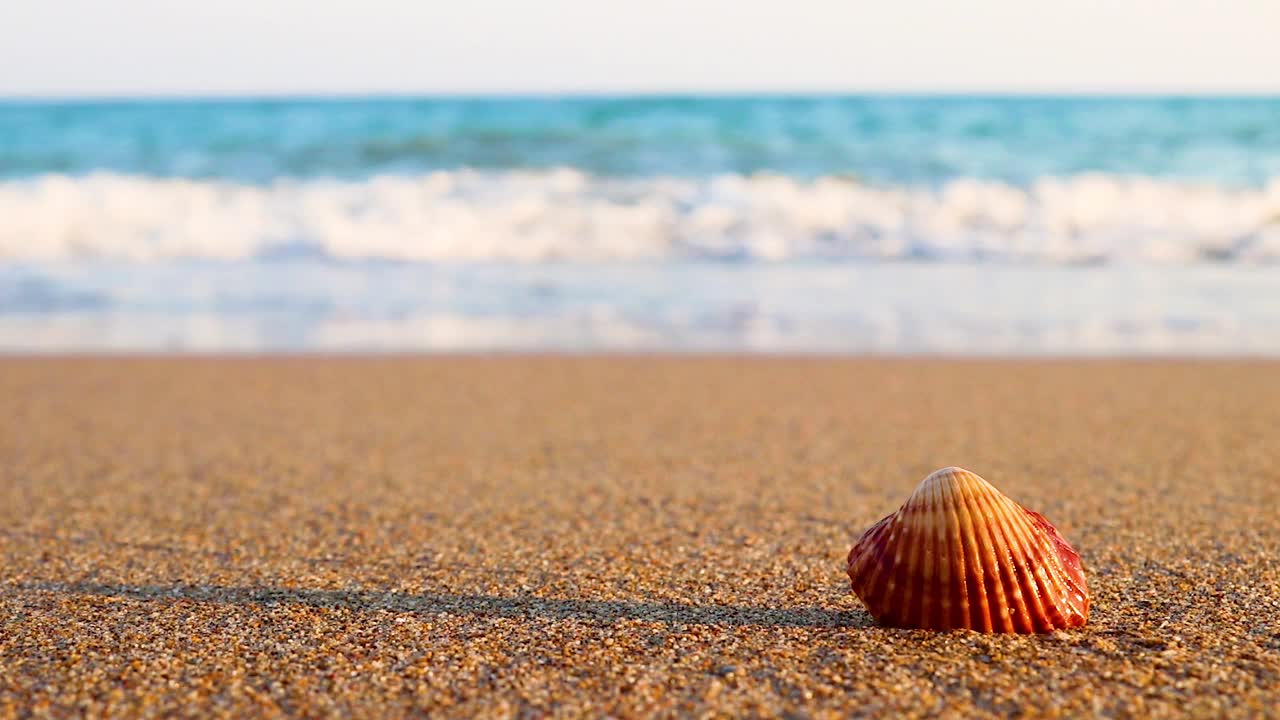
[3,87,1280,102]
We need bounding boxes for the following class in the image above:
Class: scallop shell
[846,466,1088,633]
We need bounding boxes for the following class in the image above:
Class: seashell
[846,466,1088,633]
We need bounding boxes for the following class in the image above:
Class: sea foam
[3,170,1279,264]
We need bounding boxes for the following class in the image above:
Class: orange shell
[846,467,1088,633]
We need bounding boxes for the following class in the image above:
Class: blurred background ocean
[2,95,1279,353]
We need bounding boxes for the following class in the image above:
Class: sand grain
[1,358,1278,718]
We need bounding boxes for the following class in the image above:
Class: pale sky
[2,0,1278,96]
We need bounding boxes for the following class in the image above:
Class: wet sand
[1,357,1278,717]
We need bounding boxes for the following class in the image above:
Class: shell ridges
[846,467,1089,633]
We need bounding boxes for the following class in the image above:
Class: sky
[2,0,1279,96]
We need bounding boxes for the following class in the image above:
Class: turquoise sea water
[2,96,1279,352]
[5,96,1280,184]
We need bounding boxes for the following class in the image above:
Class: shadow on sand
[20,581,872,630]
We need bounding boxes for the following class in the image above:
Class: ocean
[2,96,1278,352]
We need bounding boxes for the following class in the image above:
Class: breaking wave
[3,170,1280,264]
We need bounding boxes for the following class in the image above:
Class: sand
[1,357,1278,718]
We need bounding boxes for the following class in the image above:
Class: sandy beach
[1,357,1278,717]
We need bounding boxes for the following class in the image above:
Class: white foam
[2,170,1279,264]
